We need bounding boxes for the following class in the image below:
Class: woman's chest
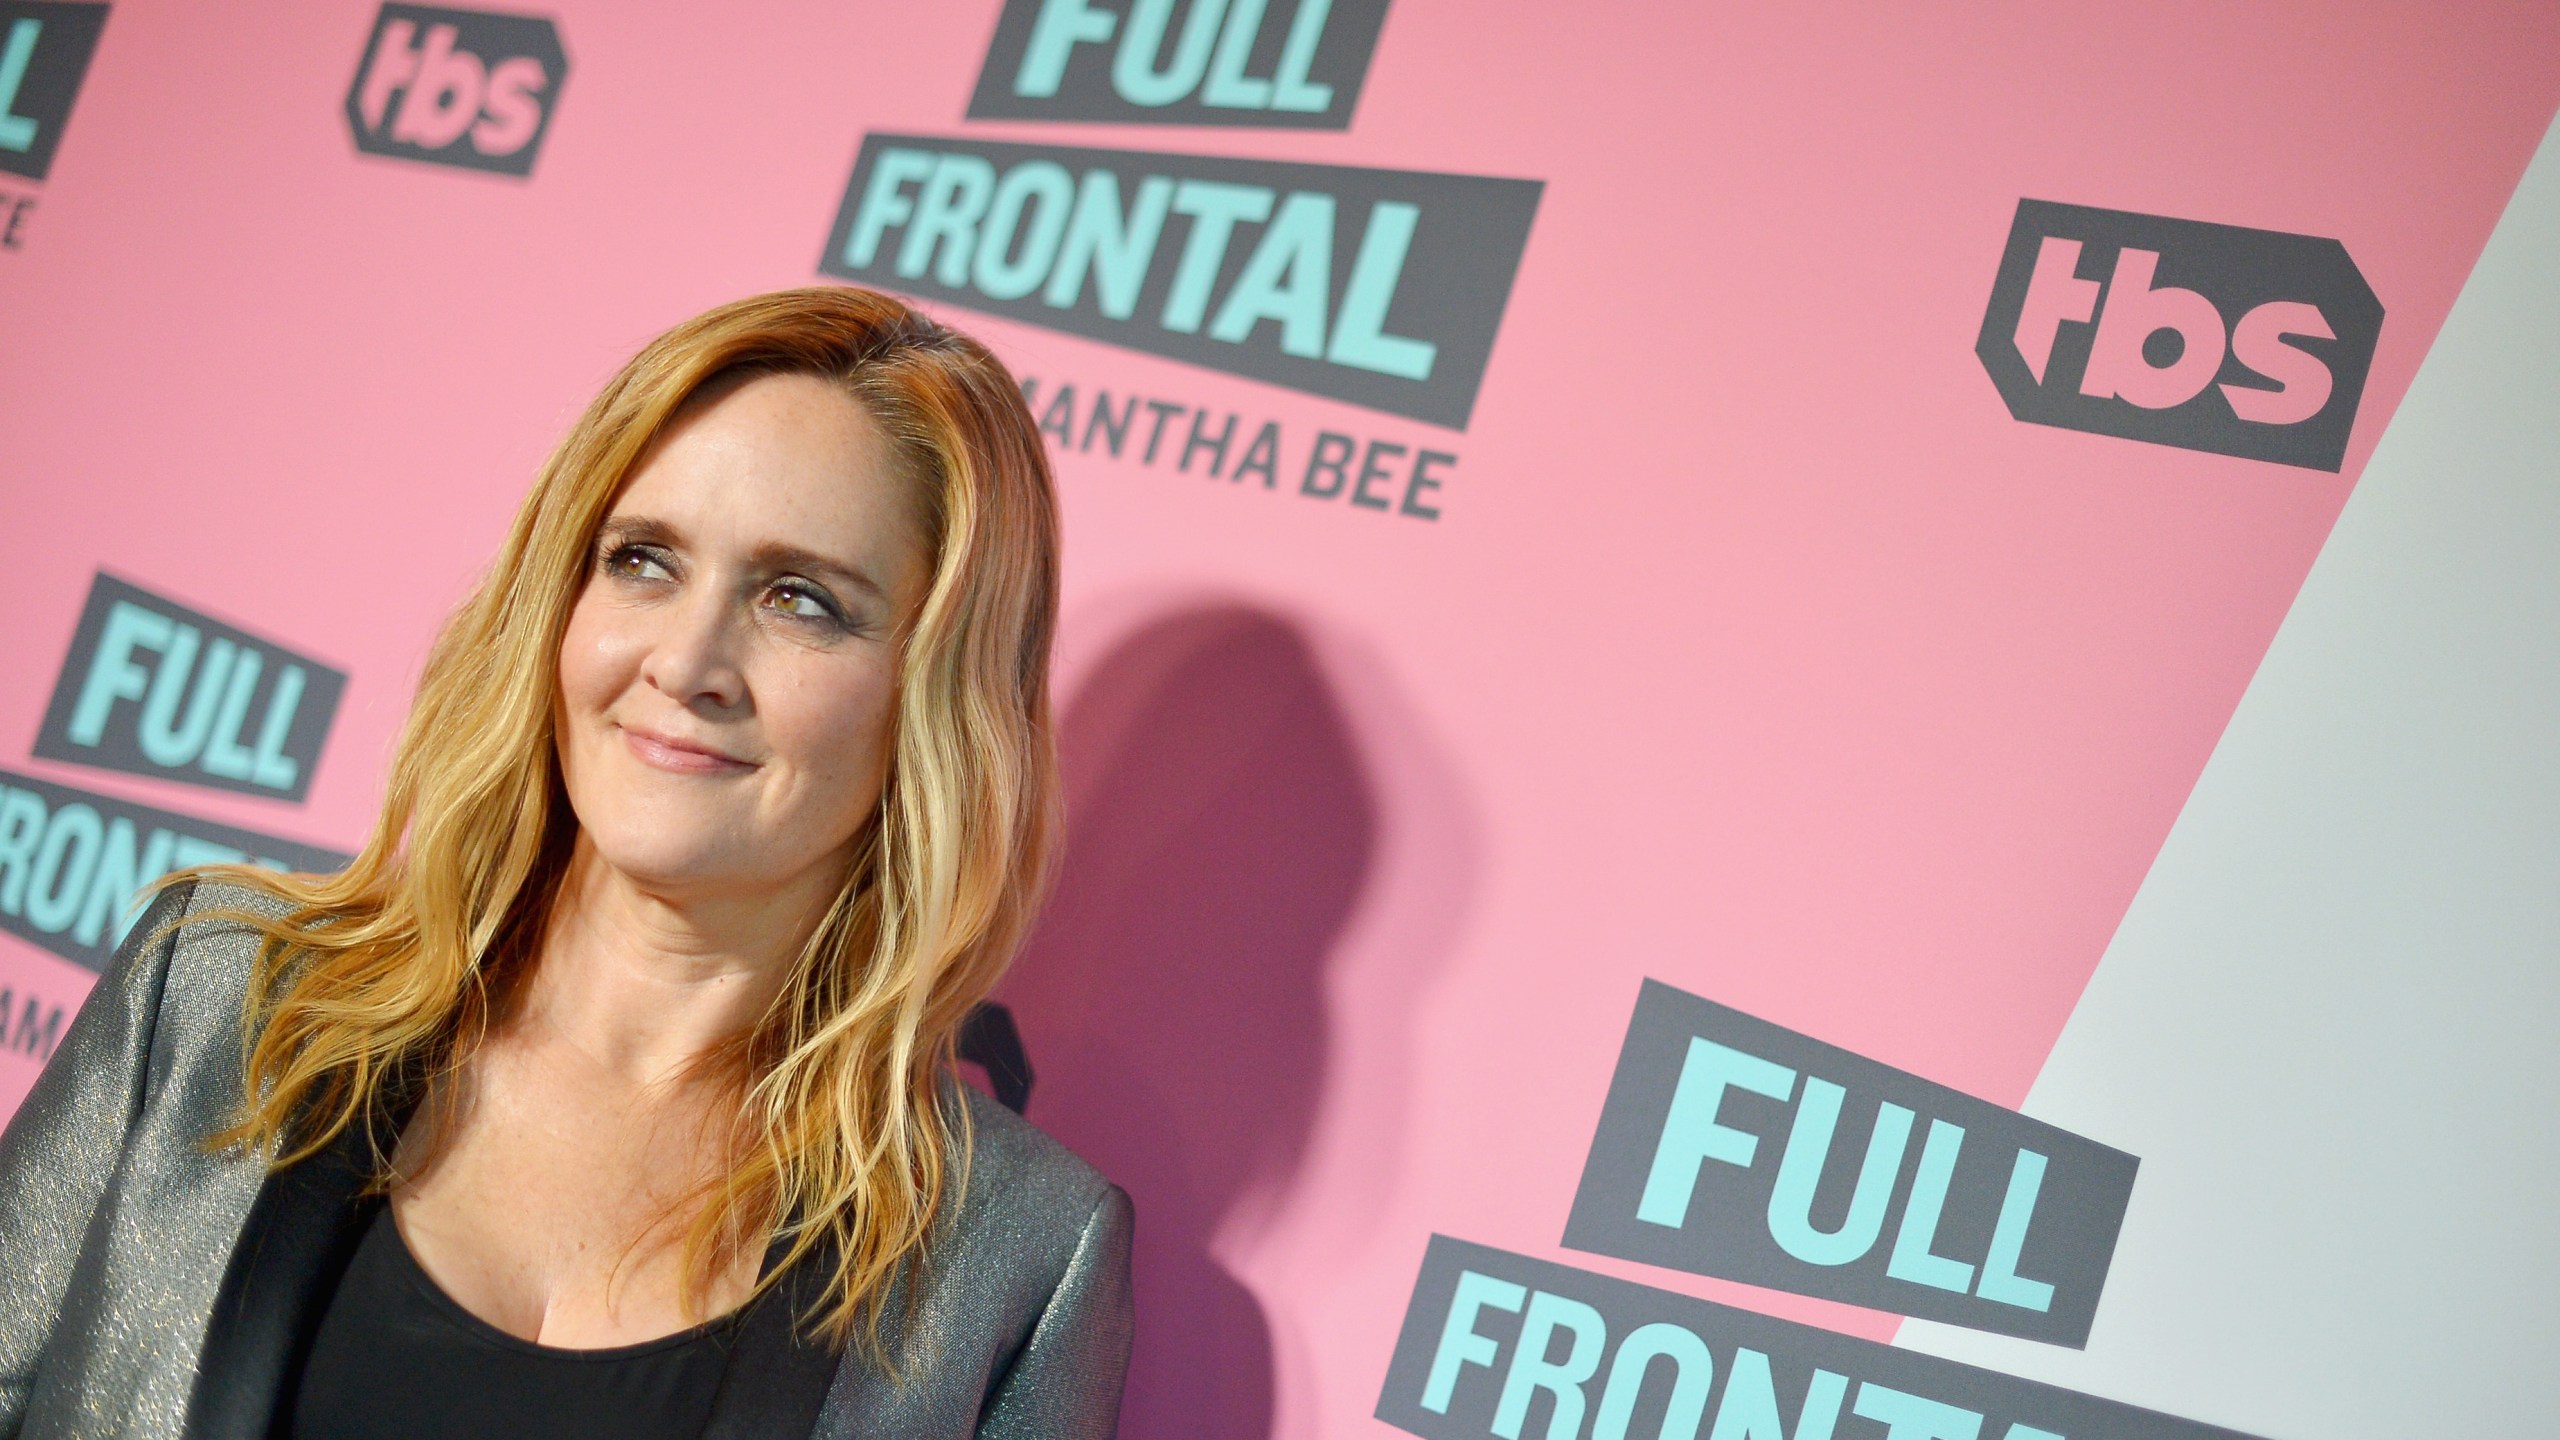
[386,1055,756,1347]
[287,1202,743,1440]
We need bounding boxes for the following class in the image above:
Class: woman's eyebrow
[748,541,887,603]
[598,515,886,602]
[596,514,678,550]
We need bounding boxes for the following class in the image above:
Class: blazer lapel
[184,1089,412,1440]
[701,1234,849,1440]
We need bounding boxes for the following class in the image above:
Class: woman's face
[554,370,931,905]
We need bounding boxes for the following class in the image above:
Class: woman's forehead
[607,375,925,581]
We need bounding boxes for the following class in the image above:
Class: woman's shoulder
[178,870,302,921]
[812,1089,1132,1436]
[946,1082,1123,1226]
[122,872,297,1044]
[936,1082,1131,1281]
[158,867,296,951]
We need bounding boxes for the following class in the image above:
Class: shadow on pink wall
[1000,604,1378,1440]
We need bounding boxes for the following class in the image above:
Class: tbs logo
[1978,199,2382,471]
[343,4,566,177]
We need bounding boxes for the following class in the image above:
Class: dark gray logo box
[0,1,110,182]
[0,767,349,972]
[1564,980,2137,1347]
[1378,1236,2262,1440]
[35,572,346,803]
[1977,199,2382,472]
[341,3,567,177]
[966,0,1389,130]
[818,133,1542,430]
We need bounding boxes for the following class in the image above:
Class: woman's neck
[510,836,838,1089]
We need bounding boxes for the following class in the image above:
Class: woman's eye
[603,543,672,580]
[768,581,839,623]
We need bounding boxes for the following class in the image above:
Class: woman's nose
[639,585,748,710]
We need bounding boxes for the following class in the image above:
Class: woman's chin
[583,841,755,899]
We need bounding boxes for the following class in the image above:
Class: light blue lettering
[1014,0,1118,97]
[1974,1149,2056,1312]
[1768,1080,1914,1267]
[900,153,999,286]
[1200,0,1272,108]
[27,803,102,935]
[1592,1322,1713,1440]
[1269,0,1335,112]
[136,629,229,768]
[1423,1270,1526,1414]
[0,788,43,915]
[249,664,308,790]
[1493,1291,1607,1440]
[73,819,172,950]
[1707,1349,1845,1440]
[1637,1037,1796,1228]
[200,649,266,781]
[0,20,42,153]
[843,147,938,268]
[1112,0,1229,106]
[1044,171,1175,318]
[68,602,172,745]
[1161,179,1273,333]
[975,161,1077,300]
[1885,1120,1976,1294]
[1326,200,1436,380]
[1209,191,1332,356]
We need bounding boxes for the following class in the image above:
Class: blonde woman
[0,288,1132,1440]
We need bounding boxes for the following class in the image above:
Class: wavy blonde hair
[158,285,1061,1344]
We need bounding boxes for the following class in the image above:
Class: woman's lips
[619,724,755,775]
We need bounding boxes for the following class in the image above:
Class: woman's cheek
[819,670,900,793]
[556,597,624,710]
[591,616,667,716]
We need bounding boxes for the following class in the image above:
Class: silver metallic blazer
[0,877,1135,1440]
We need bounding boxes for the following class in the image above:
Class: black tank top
[284,1202,749,1440]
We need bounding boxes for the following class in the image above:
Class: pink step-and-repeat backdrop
[8,2,2560,1436]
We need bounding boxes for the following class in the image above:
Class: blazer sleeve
[975,1182,1136,1440]
[0,878,197,1435]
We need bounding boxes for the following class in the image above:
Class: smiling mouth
[618,724,756,775]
